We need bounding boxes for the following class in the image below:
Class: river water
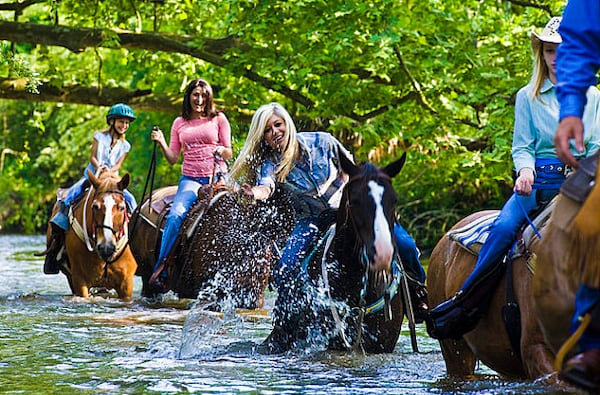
[0,235,574,394]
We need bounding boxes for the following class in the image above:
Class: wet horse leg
[439,338,477,377]
[114,263,135,301]
[514,258,556,379]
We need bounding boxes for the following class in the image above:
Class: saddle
[140,183,232,264]
[448,199,555,267]
[560,151,600,203]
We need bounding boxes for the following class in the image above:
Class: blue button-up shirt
[556,0,600,121]
[257,131,351,219]
[513,79,600,174]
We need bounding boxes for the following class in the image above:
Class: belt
[535,164,572,176]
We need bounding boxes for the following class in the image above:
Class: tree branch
[0,77,179,113]
[0,21,314,108]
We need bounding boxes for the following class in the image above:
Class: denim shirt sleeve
[582,86,600,156]
[256,159,277,193]
[556,0,600,120]
[512,87,537,173]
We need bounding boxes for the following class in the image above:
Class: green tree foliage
[0,0,565,253]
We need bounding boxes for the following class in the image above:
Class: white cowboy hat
[531,16,562,45]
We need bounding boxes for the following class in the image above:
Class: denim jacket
[257,132,352,219]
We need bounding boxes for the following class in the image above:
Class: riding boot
[43,224,64,275]
[426,256,507,340]
[148,257,171,294]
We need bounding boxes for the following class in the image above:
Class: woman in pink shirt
[149,79,232,291]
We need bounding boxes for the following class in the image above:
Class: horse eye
[117,203,126,211]
[92,201,101,210]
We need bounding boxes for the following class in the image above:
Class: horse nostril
[97,243,116,260]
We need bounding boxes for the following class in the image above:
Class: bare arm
[110,152,127,172]
[150,127,179,165]
[89,139,102,171]
[214,145,233,160]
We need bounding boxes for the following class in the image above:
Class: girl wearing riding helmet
[44,103,137,275]
[50,103,137,231]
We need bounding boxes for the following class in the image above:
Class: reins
[129,133,158,237]
[515,181,564,240]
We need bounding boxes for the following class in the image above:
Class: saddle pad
[447,212,498,255]
[148,186,178,214]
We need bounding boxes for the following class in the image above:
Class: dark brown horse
[129,183,295,309]
[42,169,138,300]
[261,153,409,354]
[428,209,555,378]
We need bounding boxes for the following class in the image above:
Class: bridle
[90,189,129,241]
[303,172,401,352]
[72,184,130,272]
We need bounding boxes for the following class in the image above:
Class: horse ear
[118,173,131,190]
[339,151,359,177]
[87,169,100,189]
[382,152,407,178]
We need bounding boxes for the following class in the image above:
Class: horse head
[338,152,406,276]
[87,169,130,262]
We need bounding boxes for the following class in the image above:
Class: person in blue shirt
[229,102,428,341]
[427,17,600,340]
[554,0,600,389]
[44,103,137,274]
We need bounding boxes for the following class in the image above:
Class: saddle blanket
[448,199,556,258]
[447,212,498,255]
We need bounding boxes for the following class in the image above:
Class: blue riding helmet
[106,103,136,124]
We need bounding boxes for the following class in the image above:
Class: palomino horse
[129,183,295,309]
[427,209,555,378]
[533,157,600,368]
[261,153,410,354]
[43,169,137,300]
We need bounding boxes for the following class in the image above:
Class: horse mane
[569,166,600,285]
[348,162,391,186]
[94,169,122,192]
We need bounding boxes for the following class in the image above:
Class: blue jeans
[394,223,425,282]
[273,217,424,289]
[154,175,210,271]
[573,284,600,351]
[461,191,538,291]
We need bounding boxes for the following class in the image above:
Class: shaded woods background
[0,0,564,253]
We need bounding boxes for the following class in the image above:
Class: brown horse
[129,183,295,309]
[427,209,555,378]
[261,153,409,354]
[43,169,138,300]
[533,161,600,364]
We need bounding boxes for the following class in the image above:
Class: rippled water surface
[0,235,574,394]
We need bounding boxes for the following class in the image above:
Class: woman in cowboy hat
[427,17,600,340]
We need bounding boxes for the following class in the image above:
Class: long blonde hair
[229,102,300,185]
[529,41,551,100]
